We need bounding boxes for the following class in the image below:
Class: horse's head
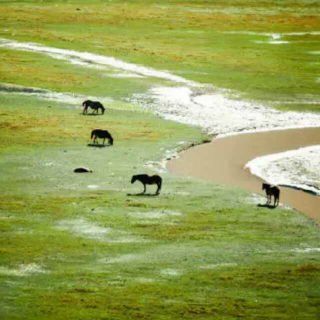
[262,183,270,190]
[109,136,114,145]
[131,175,137,184]
[101,106,105,114]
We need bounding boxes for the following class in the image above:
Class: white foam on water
[132,86,320,137]
[246,146,320,196]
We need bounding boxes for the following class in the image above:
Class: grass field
[0,1,320,319]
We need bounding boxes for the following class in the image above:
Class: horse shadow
[257,203,277,209]
[82,113,101,116]
[127,193,160,197]
[87,143,111,148]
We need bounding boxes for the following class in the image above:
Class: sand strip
[168,128,320,223]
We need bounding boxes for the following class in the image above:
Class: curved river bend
[168,128,320,223]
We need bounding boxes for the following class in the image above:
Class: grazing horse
[83,100,105,115]
[74,167,92,173]
[262,183,280,207]
[131,174,162,195]
[91,129,113,145]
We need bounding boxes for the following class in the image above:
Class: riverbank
[168,127,320,223]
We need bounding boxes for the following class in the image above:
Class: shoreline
[167,127,320,224]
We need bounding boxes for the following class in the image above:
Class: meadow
[0,1,320,319]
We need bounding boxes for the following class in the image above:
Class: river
[168,127,320,224]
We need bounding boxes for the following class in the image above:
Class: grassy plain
[1,0,320,107]
[0,1,320,319]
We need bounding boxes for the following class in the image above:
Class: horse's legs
[83,106,87,114]
[143,183,146,194]
[103,138,105,145]
[266,194,271,205]
[274,196,279,207]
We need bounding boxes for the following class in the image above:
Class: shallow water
[168,128,320,223]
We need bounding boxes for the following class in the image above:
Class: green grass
[1,92,320,320]
[1,0,320,106]
[0,1,320,319]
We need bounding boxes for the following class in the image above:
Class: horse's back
[265,183,280,197]
[94,101,104,107]
[92,128,107,136]
[133,174,161,183]
[148,174,162,184]
[271,186,280,197]
[152,174,162,182]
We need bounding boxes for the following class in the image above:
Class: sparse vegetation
[0,1,320,319]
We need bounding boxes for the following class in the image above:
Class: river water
[168,128,320,224]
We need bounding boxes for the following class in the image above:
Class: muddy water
[168,128,320,223]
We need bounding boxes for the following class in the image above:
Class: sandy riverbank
[168,127,320,223]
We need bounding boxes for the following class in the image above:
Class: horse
[83,100,105,115]
[74,167,92,173]
[262,183,280,207]
[131,174,162,195]
[91,129,113,145]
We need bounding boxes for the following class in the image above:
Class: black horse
[83,100,105,115]
[131,174,162,195]
[262,183,280,207]
[73,167,93,173]
[91,129,113,145]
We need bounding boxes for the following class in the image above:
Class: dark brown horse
[83,100,105,115]
[262,183,280,207]
[131,174,162,195]
[91,129,113,145]
[73,167,93,173]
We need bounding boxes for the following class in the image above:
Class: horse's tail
[91,130,96,140]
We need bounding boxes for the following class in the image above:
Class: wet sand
[168,128,320,224]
